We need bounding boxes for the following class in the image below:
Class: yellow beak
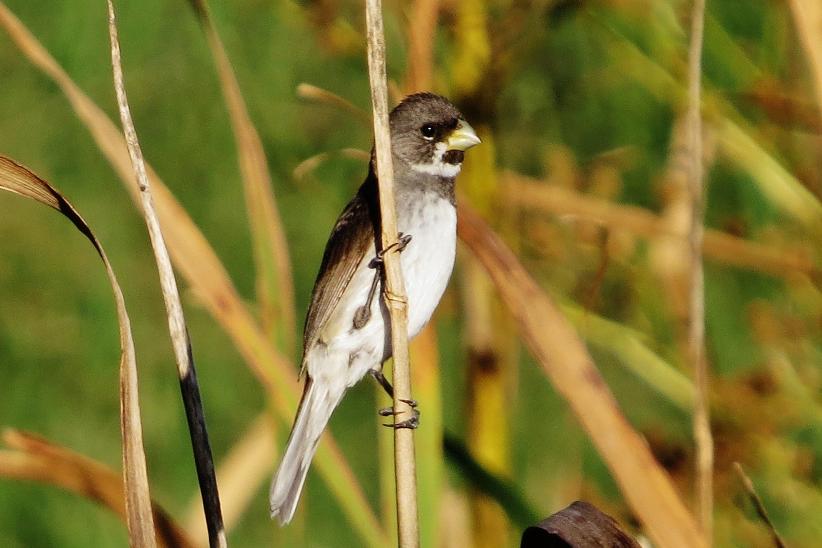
[446,120,481,151]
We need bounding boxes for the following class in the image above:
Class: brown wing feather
[301,174,380,365]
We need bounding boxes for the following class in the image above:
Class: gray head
[387,92,481,179]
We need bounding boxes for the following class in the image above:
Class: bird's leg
[370,368,395,398]
[352,271,380,329]
[352,233,413,330]
[370,368,419,429]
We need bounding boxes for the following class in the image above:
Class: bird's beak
[446,120,481,151]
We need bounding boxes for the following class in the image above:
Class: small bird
[269,92,480,524]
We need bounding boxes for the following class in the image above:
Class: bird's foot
[368,233,413,269]
[380,399,420,429]
[352,234,412,330]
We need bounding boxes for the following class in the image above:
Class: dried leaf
[457,201,706,548]
[0,156,156,547]
[0,429,192,548]
[521,501,640,548]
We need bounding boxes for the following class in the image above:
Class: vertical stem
[686,0,712,541]
[364,1,420,546]
[404,0,440,93]
[789,0,822,114]
[107,3,225,546]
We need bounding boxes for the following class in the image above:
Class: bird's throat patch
[443,150,464,165]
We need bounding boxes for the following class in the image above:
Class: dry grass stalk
[0,429,192,548]
[0,155,157,547]
[789,0,822,114]
[185,415,277,547]
[502,173,816,279]
[365,0,419,545]
[685,0,713,539]
[187,0,296,354]
[297,82,372,125]
[457,200,706,548]
[0,7,388,544]
[106,3,225,546]
[404,0,440,93]
[732,463,787,548]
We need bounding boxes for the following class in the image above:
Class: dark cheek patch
[443,150,464,165]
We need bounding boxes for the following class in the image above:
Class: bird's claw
[369,233,413,269]
[380,399,420,429]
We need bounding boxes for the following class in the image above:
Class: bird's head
[388,92,481,179]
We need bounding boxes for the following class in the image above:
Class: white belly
[306,194,456,388]
[397,195,457,338]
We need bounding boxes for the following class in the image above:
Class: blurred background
[0,0,820,546]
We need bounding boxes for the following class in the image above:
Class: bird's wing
[301,177,380,368]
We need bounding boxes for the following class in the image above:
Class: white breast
[307,193,456,388]
[397,194,457,338]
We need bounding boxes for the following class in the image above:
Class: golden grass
[0,429,190,548]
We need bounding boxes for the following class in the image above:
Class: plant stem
[364,1,419,546]
[686,0,712,541]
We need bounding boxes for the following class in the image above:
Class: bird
[269,92,480,524]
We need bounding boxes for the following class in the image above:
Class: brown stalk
[0,6,388,545]
[502,173,816,279]
[365,0,419,545]
[403,0,440,93]
[106,3,225,546]
[0,156,156,547]
[187,0,296,354]
[732,463,786,548]
[297,82,372,125]
[457,200,706,548]
[685,0,712,539]
[789,0,822,113]
[0,429,192,548]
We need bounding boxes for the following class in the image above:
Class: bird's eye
[420,123,436,140]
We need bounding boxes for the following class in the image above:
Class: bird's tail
[269,377,343,524]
